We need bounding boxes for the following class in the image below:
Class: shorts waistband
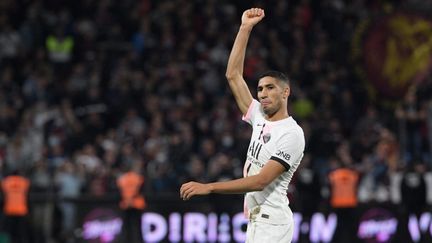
[248,205,292,224]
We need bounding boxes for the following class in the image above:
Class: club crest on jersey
[262,133,271,143]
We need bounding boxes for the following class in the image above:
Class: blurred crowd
[0,0,432,242]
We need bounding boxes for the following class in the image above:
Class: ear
[283,86,290,99]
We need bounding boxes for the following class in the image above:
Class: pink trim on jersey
[242,100,255,122]
[259,123,273,143]
[243,159,252,218]
[243,160,251,177]
[263,123,273,134]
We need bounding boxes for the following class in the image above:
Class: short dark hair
[258,70,290,86]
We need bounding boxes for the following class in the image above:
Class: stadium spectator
[117,162,146,243]
[1,171,30,243]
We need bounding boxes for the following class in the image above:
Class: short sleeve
[270,131,305,171]
[242,99,261,126]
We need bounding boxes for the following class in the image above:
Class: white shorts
[245,220,293,243]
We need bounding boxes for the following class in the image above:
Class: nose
[259,89,267,100]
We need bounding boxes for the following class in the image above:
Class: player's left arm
[180,160,285,200]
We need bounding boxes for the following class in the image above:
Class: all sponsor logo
[248,141,263,160]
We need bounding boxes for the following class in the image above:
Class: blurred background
[0,0,432,242]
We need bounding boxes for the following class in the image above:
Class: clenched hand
[241,8,265,27]
[180,181,212,200]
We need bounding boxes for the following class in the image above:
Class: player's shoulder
[278,117,305,139]
[283,117,304,132]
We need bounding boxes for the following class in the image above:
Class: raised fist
[241,8,265,27]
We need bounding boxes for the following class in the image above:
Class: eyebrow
[257,83,275,90]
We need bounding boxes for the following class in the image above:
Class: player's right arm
[225,8,265,115]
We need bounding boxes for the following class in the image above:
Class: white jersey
[242,99,305,224]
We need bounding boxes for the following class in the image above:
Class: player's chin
[262,106,274,115]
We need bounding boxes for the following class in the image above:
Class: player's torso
[243,117,298,223]
[244,118,287,177]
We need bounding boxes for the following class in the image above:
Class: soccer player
[180,8,305,242]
